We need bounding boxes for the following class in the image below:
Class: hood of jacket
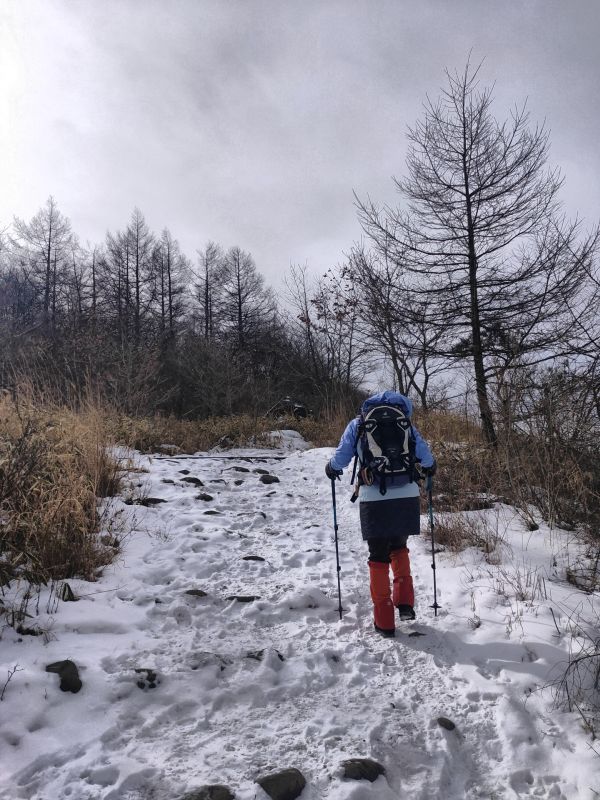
[360,391,413,417]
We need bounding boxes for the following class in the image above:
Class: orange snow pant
[368,561,395,633]
[368,541,415,631]
[390,547,415,608]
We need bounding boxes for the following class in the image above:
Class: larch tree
[357,61,599,445]
[196,241,224,340]
[219,246,276,351]
[12,196,73,333]
[153,229,189,340]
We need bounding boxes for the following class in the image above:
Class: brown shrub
[0,395,121,589]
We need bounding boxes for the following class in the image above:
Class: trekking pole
[426,475,441,617]
[330,478,343,621]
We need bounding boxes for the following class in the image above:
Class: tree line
[0,201,366,418]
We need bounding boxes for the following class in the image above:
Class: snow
[0,441,599,799]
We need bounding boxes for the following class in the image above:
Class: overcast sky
[1,0,599,287]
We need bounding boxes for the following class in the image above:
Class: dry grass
[105,409,348,454]
[415,408,484,446]
[0,394,121,590]
[428,509,506,558]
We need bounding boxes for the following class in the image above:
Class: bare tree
[153,229,189,340]
[357,61,599,444]
[345,245,451,409]
[285,264,367,410]
[195,241,224,340]
[100,209,155,347]
[12,196,73,332]
[127,208,155,344]
[219,246,276,350]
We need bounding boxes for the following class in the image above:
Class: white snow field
[1,440,599,799]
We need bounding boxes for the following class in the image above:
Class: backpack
[354,404,416,495]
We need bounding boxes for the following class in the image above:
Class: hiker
[325,390,436,636]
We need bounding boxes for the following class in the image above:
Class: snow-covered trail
[1,443,597,799]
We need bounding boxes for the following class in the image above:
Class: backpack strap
[350,415,364,485]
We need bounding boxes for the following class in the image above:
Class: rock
[203,509,221,515]
[242,555,265,562]
[210,479,227,484]
[162,478,175,484]
[227,595,260,603]
[341,758,385,782]
[246,649,285,662]
[231,466,250,473]
[45,660,82,693]
[234,479,244,486]
[17,624,42,636]
[179,469,190,474]
[185,589,208,598]
[134,497,167,507]
[196,493,214,502]
[158,444,182,455]
[60,582,78,601]
[253,468,270,474]
[259,474,280,484]
[255,768,306,800]
[181,476,204,486]
[180,784,235,800]
[135,667,160,690]
[437,717,456,731]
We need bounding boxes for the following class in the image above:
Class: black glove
[325,461,343,480]
[421,459,437,477]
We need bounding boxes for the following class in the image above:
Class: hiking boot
[397,604,416,621]
[374,623,395,638]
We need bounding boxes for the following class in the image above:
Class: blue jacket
[330,392,435,497]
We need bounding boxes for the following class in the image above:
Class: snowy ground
[1,436,599,799]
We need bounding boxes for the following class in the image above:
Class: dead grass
[415,408,484,446]
[0,394,121,591]
[105,409,347,453]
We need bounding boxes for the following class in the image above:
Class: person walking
[325,390,436,637]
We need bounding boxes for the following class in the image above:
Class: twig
[0,664,23,701]
[550,607,562,636]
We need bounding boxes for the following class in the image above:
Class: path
[1,445,595,799]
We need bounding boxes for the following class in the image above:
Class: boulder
[259,475,280,485]
[341,758,385,782]
[60,582,78,602]
[135,667,160,689]
[180,785,235,800]
[45,660,82,693]
[181,476,204,486]
[255,768,306,800]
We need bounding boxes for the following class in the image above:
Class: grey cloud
[1,0,599,286]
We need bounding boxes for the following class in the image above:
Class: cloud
[1,0,599,285]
